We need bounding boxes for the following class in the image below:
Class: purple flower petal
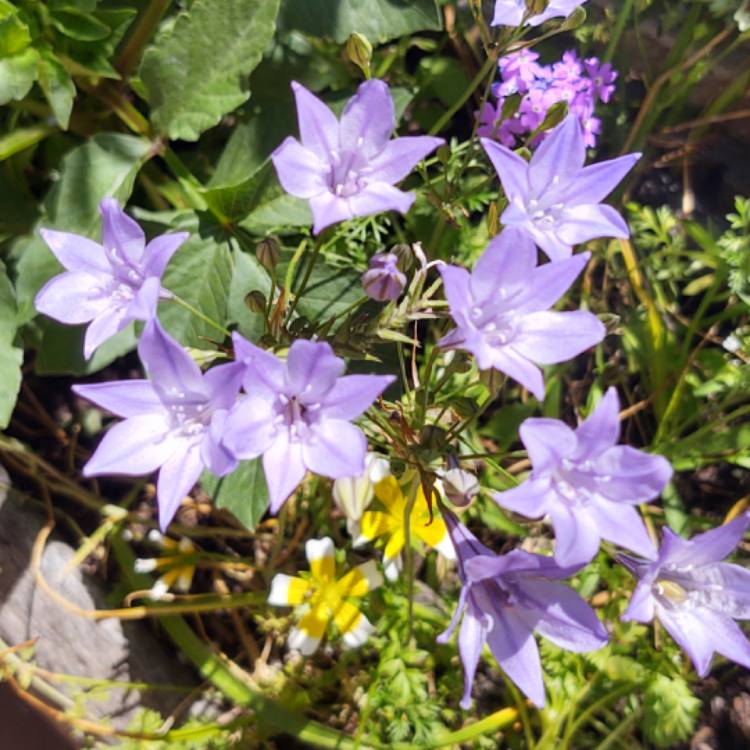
[493,477,554,519]
[656,604,717,677]
[156,442,204,531]
[309,192,355,234]
[39,228,110,273]
[72,380,162,418]
[82,414,173,477]
[320,374,394,420]
[547,503,601,567]
[100,198,145,266]
[480,139,529,200]
[687,562,750,619]
[35,271,112,324]
[291,81,339,161]
[222,395,276,459]
[561,153,640,205]
[514,310,605,364]
[126,275,160,321]
[347,182,415,218]
[558,204,630,245]
[232,332,286,397]
[571,387,620,460]
[486,607,546,707]
[528,115,586,195]
[522,579,608,652]
[143,232,189,278]
[83,305,130,360]
[587,499,657,560]
[286,340,345,401]
[589,445,672,503]
[664,514,750,568]
[137,320,207,404]
[303,419,367,478]
[621,580,655,623]
[367,136,445,184]
[471,228,537,301]
[271,137,329,199]
[203,361,246,412]
[202,410,239,478]
[515,252,590,314]
[457,609,488,709]
[520,418,577,473]
[339,79,395,157]
[263,433,307,514]
[490,347,546,400]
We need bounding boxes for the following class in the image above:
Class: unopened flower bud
[332,453,390,535]
[527,0,550,14]
[442,468,480,508]
[345,32,373,79]
[245,290,266,314]
[256,236,281,272]
[390,243,413,272]
[362,253,407,302]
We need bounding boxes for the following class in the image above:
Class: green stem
[287,236,325,322]
[603,0,634,63]
[116,0,173,77]
[403,473,421,641]
[168,293,231,338]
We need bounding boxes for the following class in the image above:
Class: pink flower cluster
[477,49,617,149]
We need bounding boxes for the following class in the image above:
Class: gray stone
[0,468,196,727]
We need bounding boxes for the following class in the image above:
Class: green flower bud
[345,32,373,79]
[245,290,266,314]
[256,236,281,272]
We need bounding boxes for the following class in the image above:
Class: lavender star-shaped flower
[438,511,607,709]
[221,336,394,513]
[494,388,672,567]
[439,227,605,400]
[74,320,244,530]
[35,198,188,358]
[271,79,444,234]
[492,0,587,27]
[622,514,750,676]
[482,114,640,260]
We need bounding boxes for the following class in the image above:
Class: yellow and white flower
[134,530,197,600]
[332,452,391,536]
[354,476,455,581]
[268,537,382,655]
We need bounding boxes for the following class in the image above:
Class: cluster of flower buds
[477,49,617,148]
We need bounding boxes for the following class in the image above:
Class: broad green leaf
[201,161,280,224]
[159,229,234,349]
[205,160,311,230]
[50,8,111,41]
[140,0,281,141]
[201,459,270,530]
[37,51,76,129]
[0,7,30,56]
[293,260,364,322]
[34,320,138,375]
[12,133,149,351]
[0,260,22,428]
[0,47,40,104]
[279,0,442,43]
